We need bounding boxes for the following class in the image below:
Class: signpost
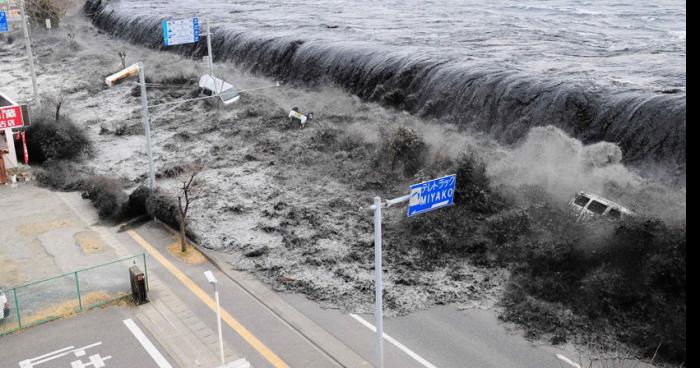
[0,11,8,33]
[162,17,199,46]
[368,174,456,368]
[407,174,456,217]
[162,16,214,79]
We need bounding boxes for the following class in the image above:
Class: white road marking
[349,313,438,368]
[556,353,582,368]
[19,342,104,368]
[123,318,173,368]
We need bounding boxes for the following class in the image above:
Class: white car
[569,191,634,221]
[0,290,10,321]
[198,74,240,106]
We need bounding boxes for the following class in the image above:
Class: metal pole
[214,284,225,365]
[206,18,214,78]
[142,253,149,291]
[373,196,384,368]
[138,62,156,190]
[12,288,21,329]
[18,0,39,104]
[75,271,83,311]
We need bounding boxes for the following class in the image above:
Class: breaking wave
[84,0,686,181]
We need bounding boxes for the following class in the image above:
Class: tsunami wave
[84,0,686,181]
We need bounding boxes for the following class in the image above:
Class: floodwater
[86,0,686,177]
[106,0,686,91]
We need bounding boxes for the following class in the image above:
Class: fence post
[75,271,83,311]
[12,288,21,329]
[142,253,149,291]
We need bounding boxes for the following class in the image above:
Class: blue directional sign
[407,174,456,217]
[162,17,200,46]
[0,11,9,33]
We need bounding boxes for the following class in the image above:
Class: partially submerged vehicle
[569,191,634,221]
[198,75,240,106]
[288,107,313,128]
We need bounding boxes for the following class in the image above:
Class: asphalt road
[280,293,568,368]
[0,306,177,368]
[121,220,576,368]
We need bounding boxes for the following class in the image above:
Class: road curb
[154,219,371,368]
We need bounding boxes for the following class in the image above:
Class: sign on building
[0,105,23,129]
[407,174,456,217]
[162,17,199,46]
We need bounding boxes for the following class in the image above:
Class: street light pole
[137,62,156,190]
[204,270,225,366]
[369,194,411,368]
[372,196,384,368]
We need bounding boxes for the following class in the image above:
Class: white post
[206,18,214,78]
[18,0,39,104]
[373,196,384,368]
[214,283,225,365]
[137,62,155,190]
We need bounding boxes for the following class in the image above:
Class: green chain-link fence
[0,254,147,335]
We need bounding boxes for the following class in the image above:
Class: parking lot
[0,306,177,368]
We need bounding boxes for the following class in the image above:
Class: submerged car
[569,191,634,221]
[198,74,240,106]
[0,290,10,321]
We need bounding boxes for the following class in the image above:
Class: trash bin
[129,266,148,305]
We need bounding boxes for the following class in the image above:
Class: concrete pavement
[0,306,177,368]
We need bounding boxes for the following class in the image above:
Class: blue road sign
[407,174,456,217]
[0,11,8,33]
[162,17,200,46]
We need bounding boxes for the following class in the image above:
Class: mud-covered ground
[1,6,685,362]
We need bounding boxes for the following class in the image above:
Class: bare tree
[44,91,64,121]
[176,163,204,253]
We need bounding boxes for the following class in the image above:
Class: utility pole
[205,18,214,78]
[137,62,156,190]
[18,0,39,104]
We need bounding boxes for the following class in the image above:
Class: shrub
[375,126,427,176]
[128,185,181,231]
[501,217,686,362]
[25,0,68,28]
[453,151,504,213]
[34,159,86,190]
[26,109,91,163]
[80,176,129,221]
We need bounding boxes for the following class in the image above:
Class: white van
[198,75,240,106]
[569,191,634,220]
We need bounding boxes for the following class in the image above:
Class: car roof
[199,74,234,92]
[576,191,634,214]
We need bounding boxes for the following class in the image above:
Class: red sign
[0,105,23,129]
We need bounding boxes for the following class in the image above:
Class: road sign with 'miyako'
[407,174,456,217]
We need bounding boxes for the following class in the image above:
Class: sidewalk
[0,183,240,368]
[55,188,244,368]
